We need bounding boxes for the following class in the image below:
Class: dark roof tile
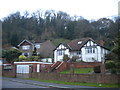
[67,37,94,50]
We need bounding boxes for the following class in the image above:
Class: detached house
[18,39,55,58]
[54,38,110,62]
[18,40,34,57]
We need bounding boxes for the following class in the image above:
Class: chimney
[100,40,104,46]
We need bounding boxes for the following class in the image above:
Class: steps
[49,61,62,72]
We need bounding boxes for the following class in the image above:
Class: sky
[0,0,119,20]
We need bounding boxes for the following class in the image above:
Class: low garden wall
[2,70,16,77]
[55,62,102,72]
[72,62,102,68]
[31,72,120,84]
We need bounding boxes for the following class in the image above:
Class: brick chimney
[100,40,104,46]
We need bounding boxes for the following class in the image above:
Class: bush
[19,55,27,61]
[105,61,116,70]
[63,54,69,62]
[70,56,79,62]
[2,49,22,63]
[111,68,117,74]
[29,56,39,61]
[93,66,101,73]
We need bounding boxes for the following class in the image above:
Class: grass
[25,78,120,88]
[59,68,93,74]
[3,76,15,78]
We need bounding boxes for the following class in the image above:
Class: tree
[112,36,120,62]
[2,48,22,63]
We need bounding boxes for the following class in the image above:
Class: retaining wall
[31,72,120,84]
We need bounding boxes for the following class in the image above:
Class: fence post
[29,65,33,78]
[100,64,105,73]
[13,64,16,78]
[70,63,74,74]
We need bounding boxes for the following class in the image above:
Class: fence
[2,69,120,84]
[31,72,120,84]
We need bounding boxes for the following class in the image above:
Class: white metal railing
[55,61,64,69]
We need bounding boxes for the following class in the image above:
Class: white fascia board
[14,62,53,64]
[17,39,34,47]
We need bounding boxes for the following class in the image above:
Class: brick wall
[2,70,16,77]
[55,62,70,72]
[55,62,102,72]
[31,72,120,84]
[71,62,102,68]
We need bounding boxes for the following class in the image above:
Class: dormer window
[78,41,82,45]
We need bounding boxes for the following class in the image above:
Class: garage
[17,65,29,74]
[14,62,53,78]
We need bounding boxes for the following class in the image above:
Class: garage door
[17,65,29,73]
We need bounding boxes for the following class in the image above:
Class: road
[2,77,48,88]
[2,77,100,89]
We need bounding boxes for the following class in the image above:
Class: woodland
[2,10,119,49]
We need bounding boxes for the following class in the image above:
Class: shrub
[63,54,69,62]
[93,66,101,73]
[29,56,39,61]
[105,61,116,70]
[19,55,27,61]
[111,68,117,74]
[70,56,79,62]
[2,49,22,63]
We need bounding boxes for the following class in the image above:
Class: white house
[54,38,110,63]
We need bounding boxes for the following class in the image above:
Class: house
[39,40,56,58]
[18,39,55,59]
[18,39,35,57]
[54,38,110,63]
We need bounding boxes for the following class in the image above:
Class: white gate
[16,65,29,78]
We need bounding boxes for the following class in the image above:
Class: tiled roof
[67,38,94,50]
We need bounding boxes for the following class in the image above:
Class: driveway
[2,77,100,89]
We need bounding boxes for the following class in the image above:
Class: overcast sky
[0,0,119,20]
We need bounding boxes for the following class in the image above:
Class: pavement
[2,77,100,89]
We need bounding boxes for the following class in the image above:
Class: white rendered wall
[54,44,70,62]
[81,41,109,62]
[54,41,109,63]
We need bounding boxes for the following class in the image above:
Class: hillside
[2,10,119,49]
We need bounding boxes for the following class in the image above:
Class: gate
[16,65,30,78]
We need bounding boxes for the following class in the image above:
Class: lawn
[59,68,93,74]
[26,78,120,88]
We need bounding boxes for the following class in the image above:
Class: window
[86,48,95,54]
[22,45,30,50]
[58,50,65,56]
[35,44,40,48]
[77,51,81,55]
[93,48,95,53]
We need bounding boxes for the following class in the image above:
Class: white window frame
[22,45,30,50]
[57,50,65,56]
[86,48,96,54]
[35,44,40,49]
[77,51,81,55]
